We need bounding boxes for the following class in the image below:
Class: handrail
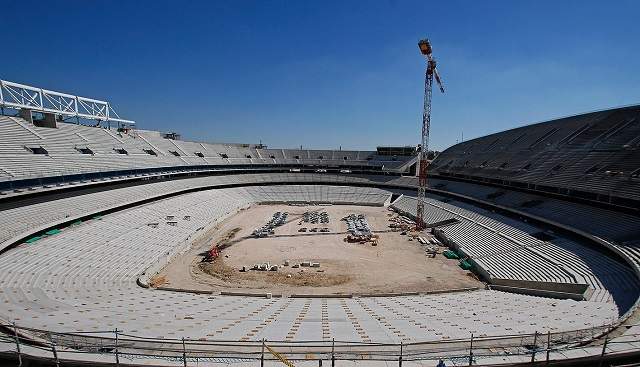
[1,322,632,364]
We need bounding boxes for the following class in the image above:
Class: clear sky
[1,0,638,151]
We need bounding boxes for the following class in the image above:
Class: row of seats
[0,116,415,183]
[428,178,640,267]
[430,105,640,202]
[390,194,640,312]
[0,185,618,343]
[3,168,637,315]
[0,173,409,248]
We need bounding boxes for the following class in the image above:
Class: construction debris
[243,259,319,272]
[387,212,413,232]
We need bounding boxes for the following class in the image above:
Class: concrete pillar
[34,112,57,128]
[19,108,33,124]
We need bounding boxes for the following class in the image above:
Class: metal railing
[2,322,637,366]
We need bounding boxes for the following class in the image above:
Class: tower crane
[416,39,445,230]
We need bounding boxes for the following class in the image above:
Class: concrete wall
[490,278,589,300]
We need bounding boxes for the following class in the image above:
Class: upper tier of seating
[429,105,640,207]
[0,115,416,183]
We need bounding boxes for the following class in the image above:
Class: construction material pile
[343,214,377,244]
[416,236,439,257]
[302,211,329,224]
[252,211,288,238]
[241,259,321,272]
[344,214,371,236]
[388,213,415,231]
[245,262,279,272]
[298,211,330,234]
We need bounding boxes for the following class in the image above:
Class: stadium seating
[0,115,416,187]
[0,173,410,249]
[0,186,618,343]
[391,194,640,311]
[429,105,640,207]
[426,178,640,282]
[0,106,639,365]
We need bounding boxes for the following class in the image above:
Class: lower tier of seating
[0,173,408,248]
[0,186,619,343]
[391,195,640,312]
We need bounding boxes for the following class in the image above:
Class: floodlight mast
[416,39,445,230]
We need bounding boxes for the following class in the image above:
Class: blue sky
[1,0,638,151]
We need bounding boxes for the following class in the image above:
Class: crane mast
[416,39,445,230]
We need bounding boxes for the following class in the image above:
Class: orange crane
[416,39,445,230]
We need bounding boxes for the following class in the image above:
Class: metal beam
[0,79,135,124]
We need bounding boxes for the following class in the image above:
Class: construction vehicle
[202,245,220,262]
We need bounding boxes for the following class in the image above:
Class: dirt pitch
[158,204,482,295]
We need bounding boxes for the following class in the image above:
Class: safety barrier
[1,322,636,366]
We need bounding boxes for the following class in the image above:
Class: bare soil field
[158,204,482,295]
